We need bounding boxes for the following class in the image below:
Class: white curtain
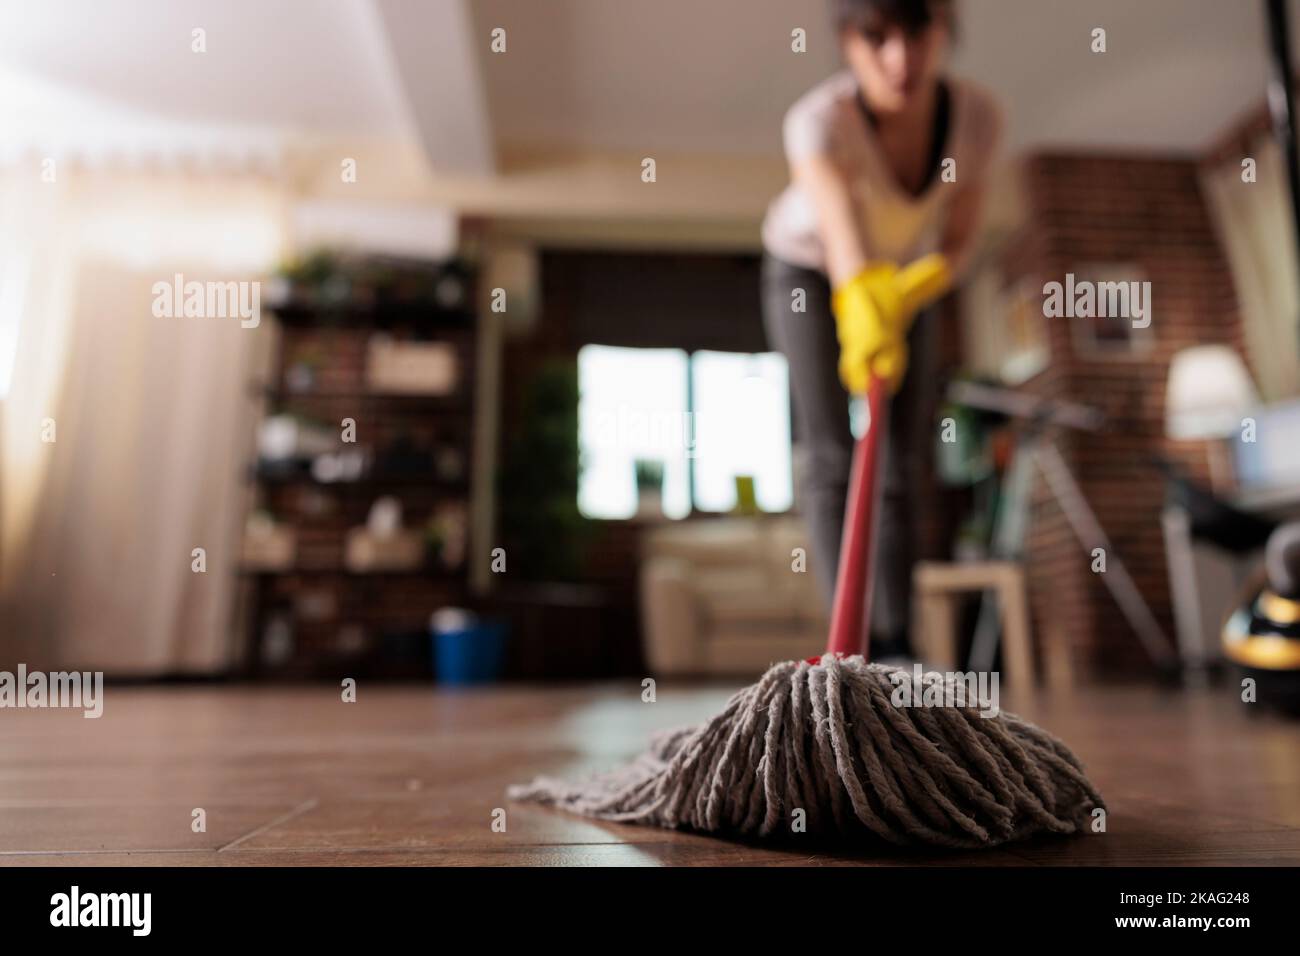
[0,166,286,673]
[1200,138,1300,402]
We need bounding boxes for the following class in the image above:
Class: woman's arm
[939,89,1003,279]
[937,178,989,280]
[791,153,870,288]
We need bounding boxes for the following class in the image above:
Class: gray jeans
[761,253,933,648]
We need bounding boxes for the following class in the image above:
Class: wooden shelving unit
[238,255,478,680]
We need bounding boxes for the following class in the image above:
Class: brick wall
[1003,154,1248,677]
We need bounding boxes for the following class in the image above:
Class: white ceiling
[0,0,1291,168]
[469,0,838,155]
[471,0,1284,155]
[0,0,407,136]
[953,0,1278,152]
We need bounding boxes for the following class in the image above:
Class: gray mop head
[509,655,1105,848]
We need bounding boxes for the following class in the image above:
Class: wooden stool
[912,561,1034,686]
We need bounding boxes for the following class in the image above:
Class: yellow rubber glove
[895,253,954,317]
[833,263,906,395]
[831,253,952,394]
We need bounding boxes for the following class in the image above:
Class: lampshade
[1165,345,1260,440]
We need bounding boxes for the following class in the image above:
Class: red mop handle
[825,376,889,660]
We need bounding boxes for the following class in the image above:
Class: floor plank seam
[217,798,320,852]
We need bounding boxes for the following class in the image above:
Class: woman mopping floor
[510,0,1104,847]
[763,0,1002,655]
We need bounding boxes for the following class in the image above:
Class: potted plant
[634,458,665,518]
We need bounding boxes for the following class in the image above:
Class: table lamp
[1165,345,1260,489]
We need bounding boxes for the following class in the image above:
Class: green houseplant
[498,359,591,581]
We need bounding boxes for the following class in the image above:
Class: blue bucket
[433,621,507,685]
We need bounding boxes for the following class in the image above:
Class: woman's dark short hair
[830,0,954,35]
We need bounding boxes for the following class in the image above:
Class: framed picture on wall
[997,276,1050,385]
[1065,263,1155,359]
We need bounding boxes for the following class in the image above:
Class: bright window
[578,345,691,519]
[577,345,792,519]
[690,350,792,512]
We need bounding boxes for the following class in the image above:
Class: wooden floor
[2,678,1299,866]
